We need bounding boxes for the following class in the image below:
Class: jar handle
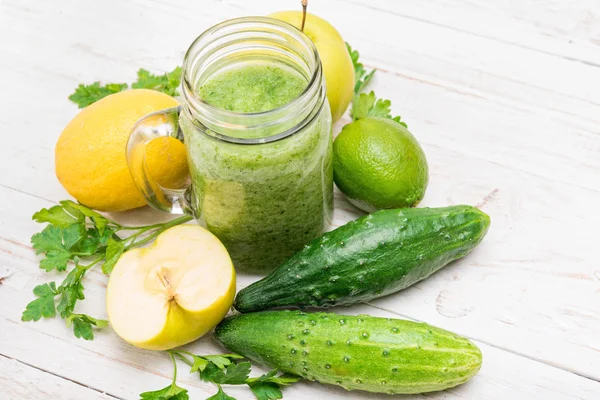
[126,106,193,215]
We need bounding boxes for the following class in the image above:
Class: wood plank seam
[337,0,600,69]
[0,352,125,400]
[364,62,600,127]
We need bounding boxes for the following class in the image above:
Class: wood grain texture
[0,354,118,400]
[0,0,599,399]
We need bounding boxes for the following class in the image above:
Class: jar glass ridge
[181,17,325,143]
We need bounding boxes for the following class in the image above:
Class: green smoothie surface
[198,63,307,113]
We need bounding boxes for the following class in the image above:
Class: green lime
[333,117,428,212]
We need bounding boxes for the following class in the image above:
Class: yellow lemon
[55,89,187,212]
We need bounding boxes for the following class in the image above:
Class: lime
[333,117,428,212]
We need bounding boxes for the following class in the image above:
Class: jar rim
[181,16,325,144]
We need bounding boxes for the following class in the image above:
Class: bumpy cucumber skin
[215,311,482,394]
[234,205,490,313]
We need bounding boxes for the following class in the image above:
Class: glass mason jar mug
[127,17,333,274]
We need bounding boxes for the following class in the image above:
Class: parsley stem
[125,215,193,250]
[117,216,190,231]
[169,351,179,387]
[81,254,104,272]
[169,350,194,368]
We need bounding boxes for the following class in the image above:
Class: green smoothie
[198,64,307,113]
[183,62,333,273]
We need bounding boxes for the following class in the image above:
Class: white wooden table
[1,0,599,398]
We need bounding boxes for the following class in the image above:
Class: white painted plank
[3,103,599,380]
[1,0,599,398]
[0,0,599,198]
[2,270,600,400]
[1,152,598,389]
[338,0,600,67]
[0,354,117,400]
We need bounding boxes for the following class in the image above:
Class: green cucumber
[234,205,490,312]
[215,310,482,394]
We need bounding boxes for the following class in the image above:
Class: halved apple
[106,224,235,350]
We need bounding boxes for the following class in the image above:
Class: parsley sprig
[346,43,407,128]
[140,352,190,400]
[22,200,192,339]
[144,350,300,400]
[347,43,375,96]
[69,66,182,108]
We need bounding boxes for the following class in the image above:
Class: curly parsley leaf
[21,282,58,321]
[201,361,251,385]
[140,386,189,400]
[67,313,108,340]
[167,350,298,400]
[350,91,408,128]
[132,67,182,97]
[102,238,125,274]
[206,386,236,400]
[24,201,192,340]
[247,370,301,400]
[347,42,375,95]
[61,201,109,234]
[248,382,282,400]
[203,354,245,369]
[246,370,300,387]
[33,205,82,227]
[69,66,181,108]
[140,353,189,400]
[31,224,86,272]
[347,44,408,128]
[69,82,128,108]
[56,265,86,318]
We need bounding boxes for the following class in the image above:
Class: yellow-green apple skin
[106,225,235,351]
[270,11,355,123]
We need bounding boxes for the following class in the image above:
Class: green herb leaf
[201,361,251,385]
[185,353,243,374]
[347,44,408,127]
[33,205,81,227]
[32,224,85,271]
[39,250,72,272]
[60,201,110,234]
[347,43,375,95]
[206,386,236,400]
[141,352,189,400]
[203,354,244,369]
[102,238,125,274]
[140,384,189,400]
[132,67,182,97]
[190,355,209,373]
[248,382,282,400]
[31,225,69,255]
[21,283,58,321]
[247,370,300,400]
[66,314,108,340]
[26,199,192,340]
[247,371,300,387]
[69,82,128,108]
[56,266,86,318]
[351,91,407,128]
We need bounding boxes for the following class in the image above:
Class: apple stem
[301,0,308,31]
